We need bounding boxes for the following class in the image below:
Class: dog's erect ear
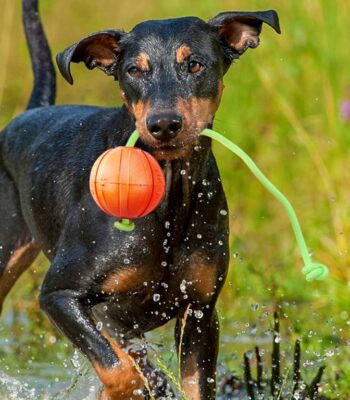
[56,30,125,84]
[209,10,280,58]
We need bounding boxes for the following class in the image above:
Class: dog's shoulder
[1,104,130,152]
[1,105,133,176]
[3,105,121,134]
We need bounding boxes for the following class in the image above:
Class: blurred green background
[0,0,349,398]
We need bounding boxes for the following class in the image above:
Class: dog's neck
[157,135,212,236]
[113,104,213,224]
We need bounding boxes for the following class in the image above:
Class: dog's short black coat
[0,1,280,398]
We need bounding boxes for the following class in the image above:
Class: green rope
[115,129,330,282]
[125,130,140,147]
[202,128,329,281]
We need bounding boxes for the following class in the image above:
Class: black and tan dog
[0,0,280,398]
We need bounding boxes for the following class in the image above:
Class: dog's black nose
[146,112,183,141]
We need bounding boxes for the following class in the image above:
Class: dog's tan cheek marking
[176,45,191,63]
[94,334,144,399]
[135,52,150,71]
[131,101,152,141]
[177,97,215,132]
[177,79,224,132]
[0,242,39,309]
[132,101,149,120]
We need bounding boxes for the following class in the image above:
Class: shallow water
[0,325,262,400]
[0,300,348,399]
[0,334,335,400]
[0,350,102,400]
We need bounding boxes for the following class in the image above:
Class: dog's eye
[128,66,141,78]
[188,60,202,74]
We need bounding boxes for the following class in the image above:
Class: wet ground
[0,300,348,399]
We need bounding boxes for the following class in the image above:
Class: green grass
[0,0,349,397]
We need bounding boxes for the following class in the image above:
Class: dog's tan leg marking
[182,353,201,400]
[96,334,145,400]
[0,242,39,311]
[101,265,158,295]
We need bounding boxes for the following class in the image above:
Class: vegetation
[0,0,349,398]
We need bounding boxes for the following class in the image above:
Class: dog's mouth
[125,97,221,159]
[145,136,198,160]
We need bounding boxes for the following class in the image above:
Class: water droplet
[207,377,215,383]
[123,258,130,264]
[219,209,227,215]
[96,322,103,331]
[325,349,335,357]
[49,335,56,344]
[180,169,186,175]
[71,350,81,369]
[180,280,187,293]
[153,293,161,302]
[194,310,203,319]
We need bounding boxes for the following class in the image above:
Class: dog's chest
[96,216,223,332]
[100,230,218,299]
[97,248,219,335]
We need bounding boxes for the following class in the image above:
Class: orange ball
[89,147,165,219]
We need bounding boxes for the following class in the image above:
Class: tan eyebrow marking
[176,45,191,63]
[135,52,150,71]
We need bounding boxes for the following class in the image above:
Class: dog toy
[89,129,329,281]
[89,131,165,232]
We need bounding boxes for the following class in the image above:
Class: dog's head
[57,11,280,159]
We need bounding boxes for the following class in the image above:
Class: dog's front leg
[40,257,145,400]
[175,306,219,400]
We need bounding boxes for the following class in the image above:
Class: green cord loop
[114,219,135,232]
[302,263,329,281]
[201,128,329,282]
